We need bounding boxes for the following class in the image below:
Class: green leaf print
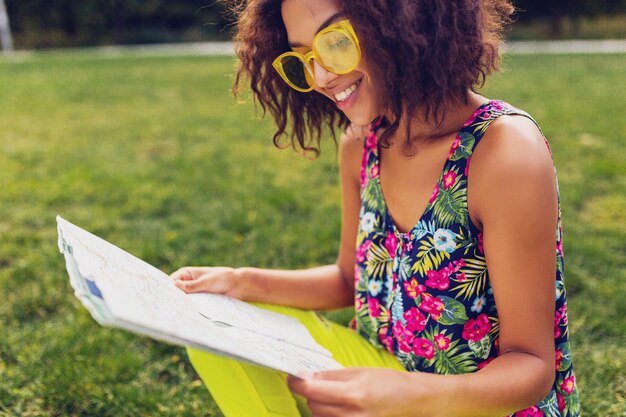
[365,242,393,281]
[454,227,475,254]
[488,315,500,337]
[354,274,368,293]
[433,347,477,375]
[453,256,488,301]
[423,327,476,375]
[398,254,412,282]
[438,296,469,325]
[450,132,475,161]
[565,388,581,416]
[432,173,468,229]
[468,335,491,359]
[362,180,385,213]
[471,118,493,137]
[556,342,573,372]
[538,392,561,417]
[356,306,380,346]
[411,235,449,276]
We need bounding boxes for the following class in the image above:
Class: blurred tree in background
[513,0,626,37]
[3,0,626,49]
[5,0,231,48]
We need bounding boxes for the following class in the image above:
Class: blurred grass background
[0,52,624,416]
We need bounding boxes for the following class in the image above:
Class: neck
[386,93,487,151]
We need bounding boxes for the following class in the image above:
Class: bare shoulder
[469,114,558,227]
[472,115,555,181]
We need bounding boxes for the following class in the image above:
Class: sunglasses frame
[272,19,361,93]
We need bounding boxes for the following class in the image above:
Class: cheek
[359,73,384,115]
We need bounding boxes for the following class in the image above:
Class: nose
[312,60,339,90]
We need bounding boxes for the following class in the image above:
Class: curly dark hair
[227,0,515,155]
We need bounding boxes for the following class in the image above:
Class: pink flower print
[349,317,357,330]
[382,334,394,354]
[412,337,435,360]
[434,333,451,351]
[356,240,372,263]
[404,279,426,299]
[514,406,544,417]
[461,313,491,342]
[392,320,403,337]
[555,349,564,371]
[398,339,411,354]
[456,272,467,282]
[359,164,368,187]
[425,268,450,290]
[419,293,445,320]
[384,232,399,258]
[392,320,413,354]
[554,315,562,338]
[442,171,458,190]
[453,258,466,271]
[365,133,377,150]
[559,305,569,326]
[477,232,484,255]
[403,307,428,333]
[556,238,563,256]
[368,296,381,318]
[477,357,494,370]
[370,164,379,180]
[448,135,461,159]
[557,393,566,412]
[464,156,472,176]
[428,184,440,204]
[491,100,504,111]
[354,296,364,311]
[560,375,576,395]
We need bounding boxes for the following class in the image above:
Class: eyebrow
[287,12,345,48]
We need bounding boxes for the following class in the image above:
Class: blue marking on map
[86,278,103,299]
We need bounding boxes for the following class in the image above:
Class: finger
[174,276,210,293]
[288,377,352,405]
[170,267,196,281]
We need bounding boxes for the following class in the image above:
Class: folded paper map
[57,216,342,376]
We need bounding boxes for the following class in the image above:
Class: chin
[343,109,378,128]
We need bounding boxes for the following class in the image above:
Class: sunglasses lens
[279,55,313,90]
[315,30,359,73]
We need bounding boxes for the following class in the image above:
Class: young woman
[171,0,580,416]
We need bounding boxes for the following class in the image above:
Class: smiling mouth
[333,78,362,103]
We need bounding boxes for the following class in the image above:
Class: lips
[333,78,362,103]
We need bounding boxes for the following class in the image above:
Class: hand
[170,266,241,296]
[287,367,440,417]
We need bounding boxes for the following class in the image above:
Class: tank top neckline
[366,99,496,238]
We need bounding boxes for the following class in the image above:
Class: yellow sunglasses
[272,20,361,93]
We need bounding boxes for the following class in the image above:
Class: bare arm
[428,115,558,415]
[171,127,364,310]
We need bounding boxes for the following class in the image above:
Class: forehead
[281,0,342,46]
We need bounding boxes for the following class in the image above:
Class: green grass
[0,52,624,416]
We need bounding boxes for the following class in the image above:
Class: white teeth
[334,80,360,102]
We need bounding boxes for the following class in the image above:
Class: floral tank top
[353,100,580,417]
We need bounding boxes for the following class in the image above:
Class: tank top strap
[359,116,385,192]
[462,100,549,157]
